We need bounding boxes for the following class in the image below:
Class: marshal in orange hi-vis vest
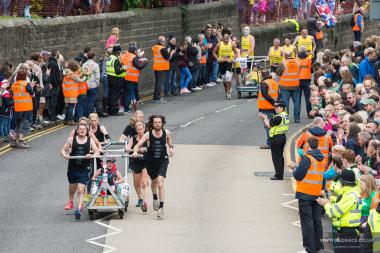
[62,75,79,99]
[298,57,312,80]
[258,79,279,110]
[152,45,169,71]
[296,154,325,196]
[296,131,333,166]
[12,80,33,112]
[279,59,300,89]
[121,52,140,83]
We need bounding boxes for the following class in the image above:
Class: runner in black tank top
[132,115,174,219]
[125,121,149,211]
[68,136,91,171]
[61,124,100,221]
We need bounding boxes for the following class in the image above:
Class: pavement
[0,82,311,253]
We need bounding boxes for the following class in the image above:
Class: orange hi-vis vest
[12,80,33,112]
[75,71,87,96]
[258,79,279,110]
[296,154,325,196]
[371,192,380,210]
[353,14,363,32]
[316,30,324,40]
[200,54,206,64]
[298,57,312,80]
[279,58,300,89]
[62,75,79,99]
[152,45,169,71]
[121,52,140,83]
[297,131,332,165]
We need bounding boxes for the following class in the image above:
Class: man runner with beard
[132,115,174,219]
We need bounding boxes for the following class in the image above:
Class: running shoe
[157,208,164,219]
[153,199,159,211]
[216,78,223,83]
[141,202,148,213]
[64,201,74,210]
[74,209,81,221]
[136,199,143,207]
[206,82,216,87]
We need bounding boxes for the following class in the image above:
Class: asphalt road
[0,83,310,253]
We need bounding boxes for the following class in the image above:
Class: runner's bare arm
[166,130,174,157]
[212,43,220,61]
[311,37,316,55]
[100,125,110,138]
[61,137,73,159]
[125,138,134,152]
[89,131,101,148]
[232,44,238,60]
[90,138,100,156]
[249,36,255,56]
[133,132,149,154]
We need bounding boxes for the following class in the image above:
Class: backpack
[350,15,356,27]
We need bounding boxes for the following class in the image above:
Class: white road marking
[180,116,205,128]
[86,213,122,253]
[247,98,255,102]
[282,193,295,196]
[281,199,299,211]
[292,220,301,227]
[215,104,237,113]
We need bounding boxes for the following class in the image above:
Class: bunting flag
[315,0,337,27]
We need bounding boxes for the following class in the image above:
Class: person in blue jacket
[358,47,377,83]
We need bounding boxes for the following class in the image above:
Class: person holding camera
[290,137,325,253]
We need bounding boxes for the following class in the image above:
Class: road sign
[371,0,380,20]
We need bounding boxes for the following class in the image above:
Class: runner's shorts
[220,62,232,81]
[67,169,90,185]
[130,161,146,174]
[146,159,169,180]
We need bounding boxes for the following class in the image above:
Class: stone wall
[1,2,379,96]
[251,15,380,56]
[0,0,239,96]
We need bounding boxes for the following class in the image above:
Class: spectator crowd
[286,31,380,252]
[0,23,236,148]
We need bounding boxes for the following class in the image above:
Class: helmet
[106,157,116,163]
[274,100,286,108]
[339,169,356,186]
[113,44,122,53]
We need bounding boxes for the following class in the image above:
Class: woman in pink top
[105,27,120,49]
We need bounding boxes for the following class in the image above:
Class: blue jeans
[190,66,201,89]
[101,75,109,98]
[281,88,301,121]
[86,88,98,116]
[300,80,311,115]
[206,60,218,83]
[124,81,138,111]
[164,70,177,95]
[180,67,192,89]
[74,95,86,121]
[0,116,10,138]
[198,64,207,85]
[261,111,274,145]
[65,103,75,122]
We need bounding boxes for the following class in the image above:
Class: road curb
[285,123,313,192]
